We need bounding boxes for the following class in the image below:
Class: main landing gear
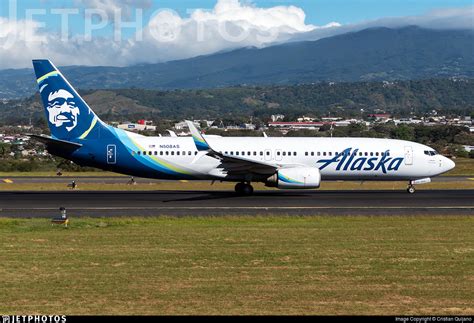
[407,184,416,194]
[235,182,254,196]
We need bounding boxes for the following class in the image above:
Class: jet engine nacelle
[266,167,321,189]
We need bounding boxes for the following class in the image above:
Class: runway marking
[2,179,13,183]
[468,178,474,181]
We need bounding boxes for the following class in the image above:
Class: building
[297,116,315,122]
[269,122,327,130]
[271,114,285,122]
[368,114,392,122]
[118,120,156,132]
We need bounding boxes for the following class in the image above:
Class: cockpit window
[424,150,438,156]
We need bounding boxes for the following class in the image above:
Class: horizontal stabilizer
[29,134,82,154]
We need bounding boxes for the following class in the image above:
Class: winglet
[186,120,210,151]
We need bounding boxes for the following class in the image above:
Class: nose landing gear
[406,178,431,194]
[235,182,254,196]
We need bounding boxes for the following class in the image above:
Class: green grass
[0,171,124,177]
[443,158,474,176]
[0,216,472,315]
[0,180,473,191]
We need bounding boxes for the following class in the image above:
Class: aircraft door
[107,144,116,164]
[404,146,413,165]
[264,149,272,161]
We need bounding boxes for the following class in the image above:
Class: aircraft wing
[186,121,278,175]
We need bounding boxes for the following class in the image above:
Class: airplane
[30,59,455,195]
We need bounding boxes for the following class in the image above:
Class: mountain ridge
[0,26,473,99]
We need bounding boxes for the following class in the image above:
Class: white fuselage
[128,133,455,182]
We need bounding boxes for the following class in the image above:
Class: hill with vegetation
[1,78,472,126]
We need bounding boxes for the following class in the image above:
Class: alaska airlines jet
[31,60,455,195]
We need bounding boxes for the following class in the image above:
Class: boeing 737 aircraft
[31,60,455,195]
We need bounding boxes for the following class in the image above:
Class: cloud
[123,0,334,64]
[0,0,324,68]
[74,0,152,21]
[291,5,474,43]
[0,1,472,70]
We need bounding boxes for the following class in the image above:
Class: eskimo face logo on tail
[316,148,404,174]
[47,89,80,132]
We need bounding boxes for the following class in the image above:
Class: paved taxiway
[4,176,472,184]
[0,190,472,217]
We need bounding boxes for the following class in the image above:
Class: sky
[0,0,473,69]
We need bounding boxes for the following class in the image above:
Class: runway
[0,189,473,217]
[4,176,472,184]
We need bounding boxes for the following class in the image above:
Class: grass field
[0,158,472,178]
[0,171,124,177]
[1,180,473,191]
[0,216,472,315]
[444,158,474,176]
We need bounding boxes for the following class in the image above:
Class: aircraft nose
[444,157,455,172]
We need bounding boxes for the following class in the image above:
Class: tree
[392,125,414,141]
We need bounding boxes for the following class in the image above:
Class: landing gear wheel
[235,183,245,194]
[407,185,415,194]
[235,183,254,195]
[241,184,254,196]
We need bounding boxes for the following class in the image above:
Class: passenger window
[248,152,251,156]
[165,151,169,156]
[370,152,373,156]
[323,152,326,156]
[277,151,281,156]
[375,152,379,156]
[236,152,240,156]
[137,151,141,155]
[253,152,257,156]
[305,152,308,156]
[311,152,314,156]
[364,152,368,156]
[260,152,263,156]
[294,152,297,156]
[171,151,175,156]
[329,152,332,156]
[160,151,163,156]
[359,152,363,156]
[188,151,192,155]
[282,152,286,156]
[266,151,270,156]
[195,151,198,155]
[317,152,321,156]
[154,151,157,156]
[177,151,180,156]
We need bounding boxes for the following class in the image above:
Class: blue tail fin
[33,60,105,141]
